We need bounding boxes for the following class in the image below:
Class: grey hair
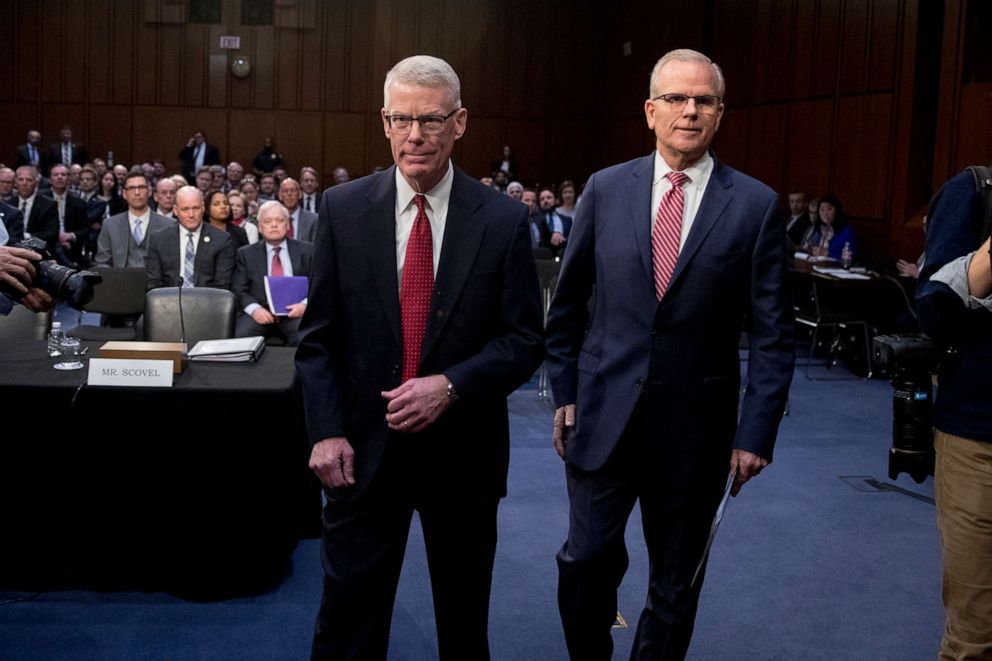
[383,55,462,109]
[506,181,524,193]
[15,165,40,181]
[258,200,290,222]
[176,185,203,201]
[649,49,726,99]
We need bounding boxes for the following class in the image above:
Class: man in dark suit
[784,190,811,250]
[296,55,544,660]
[146,186,235,290]
[179,130,221,182]
[232,201,313,346]
[12,166,58,253]
[277,177,317,242]
[0,168,15,204]
[300,166,322,213]
[546,49,795,660]
[538,186,572,256]
[46,125,88,174]
[45,164,91,266]
[15,130,47,171]
[95,172,173,268]
[0,201,24,244]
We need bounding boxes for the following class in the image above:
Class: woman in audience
[556,180,578,218]
[98,170,127,218]
[204,189,249,249]
[239,177,260,220]
[227,190,258,244]
[801,194,856,260]
[491,145,518,181]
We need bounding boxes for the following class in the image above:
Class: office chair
[143,287,236,347]
[68,267,148,341]
[0,304,51,340]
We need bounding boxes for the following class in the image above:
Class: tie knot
[667,171,690,188]
[187,231,194,240]
[414,194,426,213]
[273,246,281,256]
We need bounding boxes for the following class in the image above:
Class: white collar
[395,160,454,216]
[652,151,713,190]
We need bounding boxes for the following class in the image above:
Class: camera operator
[0,222,54,314]
[916,166,992,660]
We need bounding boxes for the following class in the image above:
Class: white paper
[87,358,174,388]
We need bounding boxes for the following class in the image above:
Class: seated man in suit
[12,166,58,253]
[277,177,317,242]
[95,171,173,268]
[0,167,15,204]
[1,200,24,244]
[46,164,91,266]
[145,186,235,290]
[46,125,88,173]
[232,201,313,346]
[299,166,322,213]
[538,186,572,255]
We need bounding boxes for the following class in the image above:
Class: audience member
[46,164,90,266]
[232,200,312,346]
[15,130,46,170]
[227,161,245,189]
[91,158,108,177]
[0,167,15,204]
[492,170,509,192]
[539,186,571,254]
[210,164,229,193]
[252,138,285,175]
[556,180,578,218]
[479,176,494,188]
[145,186,235,290]
[258,173,277,201]
[491,144,518,181]
[179,130,221,181]
[506,181,524,201]
[194,166,214,195]
[521,188,538,215]
[67,163,83,196]
[802,194,856,261]
[204,189,249,249]
[95,171,173,268]
[77,166,107,257]
[12,166,58,252]
[785,190,810,250]
[151,159,166,184]
[112,164,128,187]
[227,190,259,244]
[98,170,127,218]
[152,177,178,219]
[1,197,24,244]
[47,125,88,172]
[300,166,321,213]
[273,165,288,182]
[332,166,350,185]
[278,177,317,243]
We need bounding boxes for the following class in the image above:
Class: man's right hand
[552,404,576,460]
[251,308,276,325]
[309,437,356,489]
[0,246,39,294]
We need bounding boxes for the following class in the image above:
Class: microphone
[177,276,188,350]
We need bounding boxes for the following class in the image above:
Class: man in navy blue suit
[546,49,795,660]
[296,55,543,660]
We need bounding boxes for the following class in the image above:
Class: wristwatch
[446,378,459,401]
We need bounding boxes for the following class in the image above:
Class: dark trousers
[557,400,728,661]
[310,445,499,661]
[235,313,302,346]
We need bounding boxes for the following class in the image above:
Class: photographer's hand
[21,287,53,312]
[967,237,992,299]
[0,246,39,294]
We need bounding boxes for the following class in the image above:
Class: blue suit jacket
[295,166,544,501]
[546,153,795,473]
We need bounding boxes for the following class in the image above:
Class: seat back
[84,267,148,315]
[143,287,236,346]
[0,304,51,340]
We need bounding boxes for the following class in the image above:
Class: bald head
[175,186,205,231]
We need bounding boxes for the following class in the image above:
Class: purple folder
[264,276,309,316]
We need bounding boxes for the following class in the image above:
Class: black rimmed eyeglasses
[384,109,459,134]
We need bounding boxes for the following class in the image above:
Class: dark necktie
[287,214,295,240]
[304,196,312,212]
[652,171,690,300]
[400,194,433,383]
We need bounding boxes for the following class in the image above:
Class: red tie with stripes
[651,171,690,300]
[271,246,284,276]
[400,194,434,383]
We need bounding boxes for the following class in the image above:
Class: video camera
[872,334,945,483]
[0,237,102,310]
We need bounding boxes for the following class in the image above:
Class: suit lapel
[360,168,402,349]
[625,154,655,286]
[666,157,732,291]
[287,241,304,274]
[420,168,486,362]
[195,225,215,285]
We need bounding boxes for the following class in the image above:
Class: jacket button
[635,377,645,387]
[391,364,400,375]
[650,330,658,337]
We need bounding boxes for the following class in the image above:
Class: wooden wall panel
[323,112,368,185]
[254,27,276,109]
[784,99,833,198]
[832,93,892,219]
[133,106,184,172]
[15,1,41,103]
[791,0,816,98]
[64,1,88,105]
[111,0,135,105]
[89,105,133,166]
[813,0,842,97]
[88,0,113,105]
[227,111,275,169]
[713,108,749,173]
[463,116,502,180]
[954,82,992,172]
[838,0,869,94]
[868,0,900,90]
[0,1,15,99]
[747,105,787,193]
[275,112,324,176]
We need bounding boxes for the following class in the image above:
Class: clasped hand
[382,374,452,434]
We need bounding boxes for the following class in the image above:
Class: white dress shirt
[179,224,203,264]
[17,193,37,238]
[394,161,453,286]
[130,209,151,243]
[649,151,715,251]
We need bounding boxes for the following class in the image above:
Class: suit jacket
[292,208,318,243]
[145,222,236,290]
[15,144,47,170]
[0,202,24,244]
[295,166,544,501]
[94,210,174,268]
[46,142,88,172]
[16,195,59,252]
[233,239,314,313]
[301,191,322,214]
[546,153,795,476]
[43,192,90,264]
[179,142,221,180]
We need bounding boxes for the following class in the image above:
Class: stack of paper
[187,336,266,362]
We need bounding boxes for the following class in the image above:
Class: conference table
[0,340,320,596]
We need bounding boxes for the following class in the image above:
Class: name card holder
[88,358,175,388]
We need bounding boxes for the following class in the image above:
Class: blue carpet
[0,368,943,660]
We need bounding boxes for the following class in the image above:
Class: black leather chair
[794,274,872,380]
[143,287,236,347]
[0,305,51,340]
[69,267,148,341]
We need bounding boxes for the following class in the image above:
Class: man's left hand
[21,287,54,312]
[729,448,768,497]
[550,232,566,247]
[285,302,307,318]
[382,374,453,433]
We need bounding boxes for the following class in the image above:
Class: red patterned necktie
[271,245,284,276]
[400,194,434,383]
[651,171,690,300]
[286,215,295,240]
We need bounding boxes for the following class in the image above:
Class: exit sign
[219,35,241,49]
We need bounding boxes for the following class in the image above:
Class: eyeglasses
[123,185,149,192]
[652,94,722,114]
[384,109,459,134]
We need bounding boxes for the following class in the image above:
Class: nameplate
[87,359,174,388]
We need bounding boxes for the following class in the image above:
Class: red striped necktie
[651,171,690,300]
